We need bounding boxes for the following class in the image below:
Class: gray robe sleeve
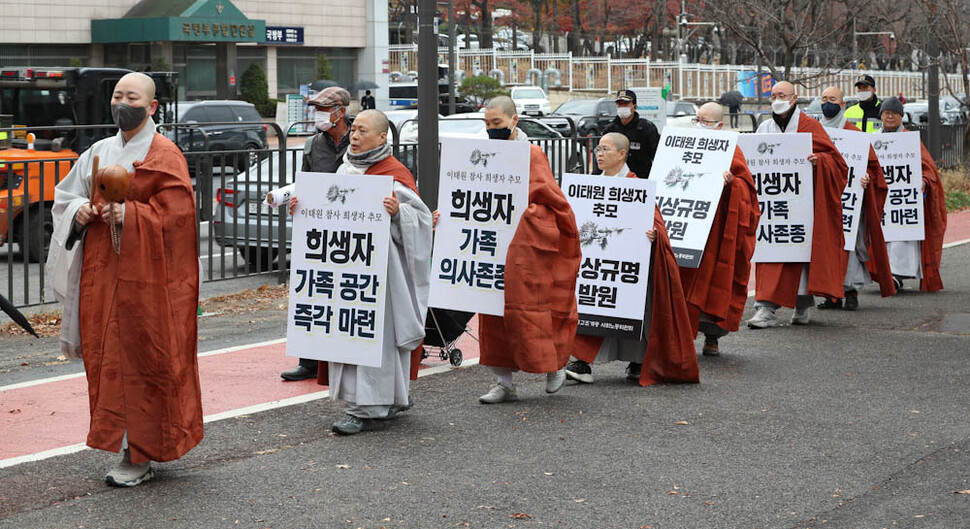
[386,182,433,352]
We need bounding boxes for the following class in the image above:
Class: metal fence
[2,117,965,308]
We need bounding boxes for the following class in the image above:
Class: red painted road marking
[1,323,481,466]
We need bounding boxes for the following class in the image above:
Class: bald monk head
[596,132,630,176]
[484,95,520,140]
[820,86,846,121]
[770,81,797,116]
[349,109,390,154]
[695,102,725,130]
[111,72,158,140]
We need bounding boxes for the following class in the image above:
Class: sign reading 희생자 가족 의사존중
[286,171,393,368]
[428,138,531,317]
[648,128,738,268]
[874,131,925,243]
[736,133,815,263]
[563,173,656,340]
[824,127,870,250]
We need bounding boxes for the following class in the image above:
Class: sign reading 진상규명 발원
[286,172,393,368]
[874,131,925,242]
[737,133,815,263]
[428,138,531,316]
[563,173,656,339]
[648,127,738,267]
[824,127,870,250]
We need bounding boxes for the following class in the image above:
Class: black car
[165,100,269,173]
[545,98,617,137]
[438,93,478,116]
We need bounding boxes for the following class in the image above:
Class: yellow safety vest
[845,102,882,133]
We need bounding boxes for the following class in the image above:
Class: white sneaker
[105,449,154,487]
[546,369,566,394]
[479,383,518,404]
[791,307,811,325]
[747,307,780,329]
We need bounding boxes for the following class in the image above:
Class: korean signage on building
[265,26,304,45]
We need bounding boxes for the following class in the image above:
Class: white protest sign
[563,173,656,340]
[429,138,531,316]
[737,133,815,263]
[286,172,393,368]
[825,127,870,250]
[648,128,738,268]
[874,131,925,242]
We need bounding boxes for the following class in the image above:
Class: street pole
[927,34,942,160]
[448,0,456,115]
[852,19,857,68]
[418,0,440,209]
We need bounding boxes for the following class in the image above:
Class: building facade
[0,0,390,106]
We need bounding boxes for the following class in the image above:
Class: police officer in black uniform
[603,89,661,178]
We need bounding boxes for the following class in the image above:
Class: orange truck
[0,67,177,262]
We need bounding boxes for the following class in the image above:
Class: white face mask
[694,122,719,130]
[616,106,633,119]
[856,90,874,101]
[771,98,792,115]
[315,111,333,131]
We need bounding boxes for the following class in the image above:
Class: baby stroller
[423,308,475,366]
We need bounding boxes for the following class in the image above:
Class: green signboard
[91,0,265,43]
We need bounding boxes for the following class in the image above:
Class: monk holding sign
[747,81,848,329]
[678,103,760,356]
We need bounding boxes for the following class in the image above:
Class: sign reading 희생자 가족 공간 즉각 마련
[428,138,531,316]
[824,127,870,250]
[736,133,815,263]
[874,131,925,243]
[286,172,393,368]
[648,128,738,268]
[563,173,656,340]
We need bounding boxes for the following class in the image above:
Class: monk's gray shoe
[332,413,375,435]
[105,450,153,488]
[747,307,780,329]
[479,383,518,404]
[386,397,414,419]
[790,307,811,325]
[546,369,566,393]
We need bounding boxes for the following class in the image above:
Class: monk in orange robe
[816,86,895,311]
[747,81,848,328]
[877,97,947,292]
[677,103,761,356]
[477,96,582,403]
[47,73,202,487]
[565,133,698,386]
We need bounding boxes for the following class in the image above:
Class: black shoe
[386,397,414,419]
[281,364,318,381]
[626,362,642,381]
[817,298,842,310]
[893,276,904,290]
[565,360,594,384]
[702,335,719,356]
[843,292,859,311]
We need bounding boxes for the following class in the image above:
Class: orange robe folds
[680,147,760,333]
[314,155,427,385]
[479,145,581,373]
[755,116,848,306]
[916,139,947,292]
[841,121,895,297]
[80,135,202,464]
[572,196,699,386]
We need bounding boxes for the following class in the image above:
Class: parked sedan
[665,100,699,128]
[546,98,617,136]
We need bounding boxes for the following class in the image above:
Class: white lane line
[0,345,479,468]
[943,237,970,249]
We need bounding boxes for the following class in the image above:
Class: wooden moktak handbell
[91,155,132,255]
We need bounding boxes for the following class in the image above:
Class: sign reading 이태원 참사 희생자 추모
[824,127,870,250]
[648,127,738,268]
[429,138,531,316]
[874,131,925,242]
[737,133,815,263]
[563,173,656,340]
[286,172,393,368]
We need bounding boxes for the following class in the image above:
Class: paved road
[1,243,968,528]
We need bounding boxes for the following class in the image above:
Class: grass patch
[941,166,970,212]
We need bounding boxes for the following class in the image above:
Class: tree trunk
[533,0,543,52]
[568,0,581,55]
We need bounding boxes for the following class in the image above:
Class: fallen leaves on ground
[199,283,289,315]
[0,311,62,337]
[510,513,531,519]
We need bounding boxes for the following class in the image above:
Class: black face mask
[487,126,513,140]
[821,102,842,118]
[111,103,148,132]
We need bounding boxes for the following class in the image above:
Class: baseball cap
[854,75,876,88]
[615,89,637,105]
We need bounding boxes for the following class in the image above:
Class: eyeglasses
[691,118,719,126]
[594,147,616,154]
[769,93,794,101]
